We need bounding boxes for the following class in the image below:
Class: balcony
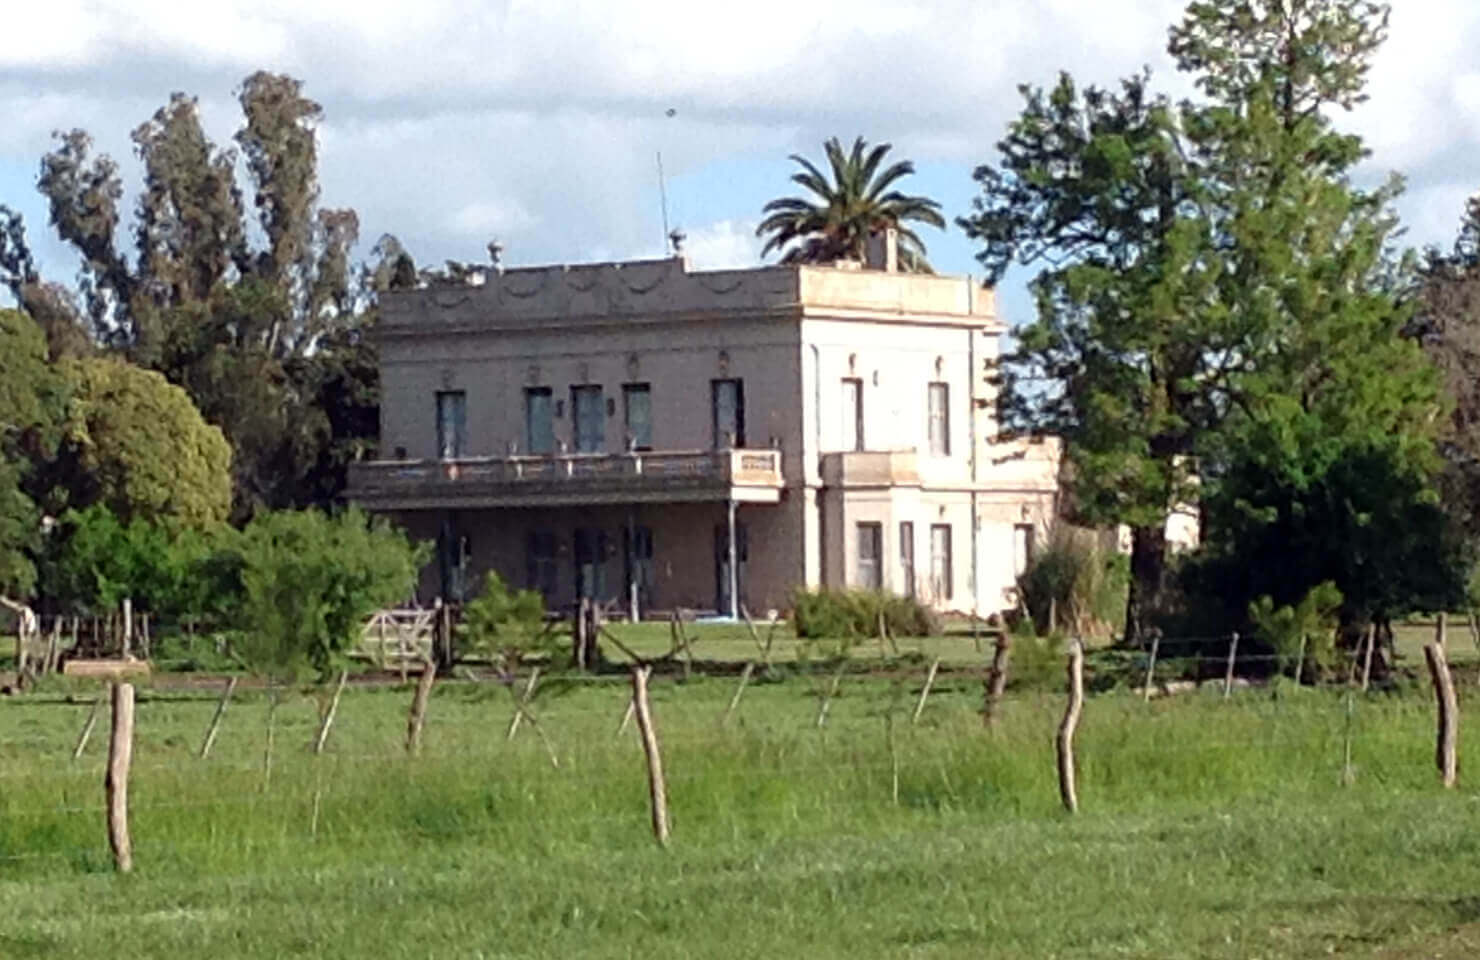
[820,450,920,488]
[348,448,785,510]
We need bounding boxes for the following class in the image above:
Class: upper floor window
[928,382,950,457]
[712,379,745,448]
[841,378,864,452]
[525,387,554,455]
[571,385,605,453]
[435,390,466,460]
[623,383,652,451]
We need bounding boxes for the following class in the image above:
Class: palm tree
[756,137,946,272]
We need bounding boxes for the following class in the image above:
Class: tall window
[574,528,607,600]
[856,522,882,590]
[712,379,745,448]
[525,387,554,455]
[899,521,916,599]
[571,385,605,453]
[1013,523,1035,578]
[841,378,864,451]
[435,390,466,460]
[623,383,652,451]
[624,525,655,604]
[928,382,950,457]
[525,531,558,599]
[930,524,953,602]
[713,521,749,612]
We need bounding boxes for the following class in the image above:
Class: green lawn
[2,667,1478,958]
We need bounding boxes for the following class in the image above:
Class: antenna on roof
[658,107,677,254]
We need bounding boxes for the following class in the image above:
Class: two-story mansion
[347,235,1061,619]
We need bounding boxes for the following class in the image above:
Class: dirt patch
[1369,922,1480,958]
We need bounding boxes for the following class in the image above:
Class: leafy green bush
[791,588,941,641]
[43,504,244,625]
[457,571,548,670]
[1006,618,1066,691]
[233,507,429,683]
[1247,581,1342,678]
[1016,527,1128,640]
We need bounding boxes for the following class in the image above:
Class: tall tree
[26,74,398,517]
[757,136,945,271]
[961,0,1433,639]
[1412,196,1480,549]
[0,310,66,599]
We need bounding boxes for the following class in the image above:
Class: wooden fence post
[1223,632,1239,699]
[198,676,237,760]
[506,667,542,741]
[1424,642,1459,788]
[1437,612,1448,654]
[105,682,135,872]
[1340,686,1356,786]
[616,697,635,738]
[1360,623,1377,692]
[405,660,437,755]
[121,597,132,660]
[1295,633,1309,683]
[630,665,670,847]
[911,658,941,725]
[1142,632,1160,702]
[815,658,847,728]
[983,631,1012,728]
[72,695,102,760]
[723,661,756,726]
[45,618,60,675]
[312,670,349,755]
[1056,642,1084,814]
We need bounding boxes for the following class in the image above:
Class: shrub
[233,507,429,683]
[1016,527,1128,640]
[790,588,941,641]
[457,571,548,670]
[1247,581,1342,678]
[1006,617,1065,691]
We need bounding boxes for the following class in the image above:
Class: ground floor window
[856,522,882,590]
[930,524,953,602]
[574,527,608,601]
[525,531,558,600]
[899,521,915,598]
[1013,522,1035,578]
[624,524,655,606]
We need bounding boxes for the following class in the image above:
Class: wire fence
[1,634,1468,876]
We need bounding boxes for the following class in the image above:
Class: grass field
[2,661,1478,959]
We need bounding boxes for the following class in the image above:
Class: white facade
[350,254,1061,617]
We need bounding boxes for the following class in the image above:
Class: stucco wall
[380,315,806,482]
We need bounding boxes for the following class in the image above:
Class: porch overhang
[347,449,784,511]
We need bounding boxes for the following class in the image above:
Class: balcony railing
[348,448,784,507]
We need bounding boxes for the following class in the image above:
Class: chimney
[865,227,898,272]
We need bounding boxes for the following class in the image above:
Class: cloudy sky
[3,0,1479,326]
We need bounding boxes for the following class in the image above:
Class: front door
[574,527,607,602]
[438,513,469,603]
[713,521,749,613]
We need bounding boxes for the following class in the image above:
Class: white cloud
[1,0,1478,290]
[680,219,763,271]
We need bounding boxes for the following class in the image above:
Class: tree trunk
[1124,523,1167,646]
